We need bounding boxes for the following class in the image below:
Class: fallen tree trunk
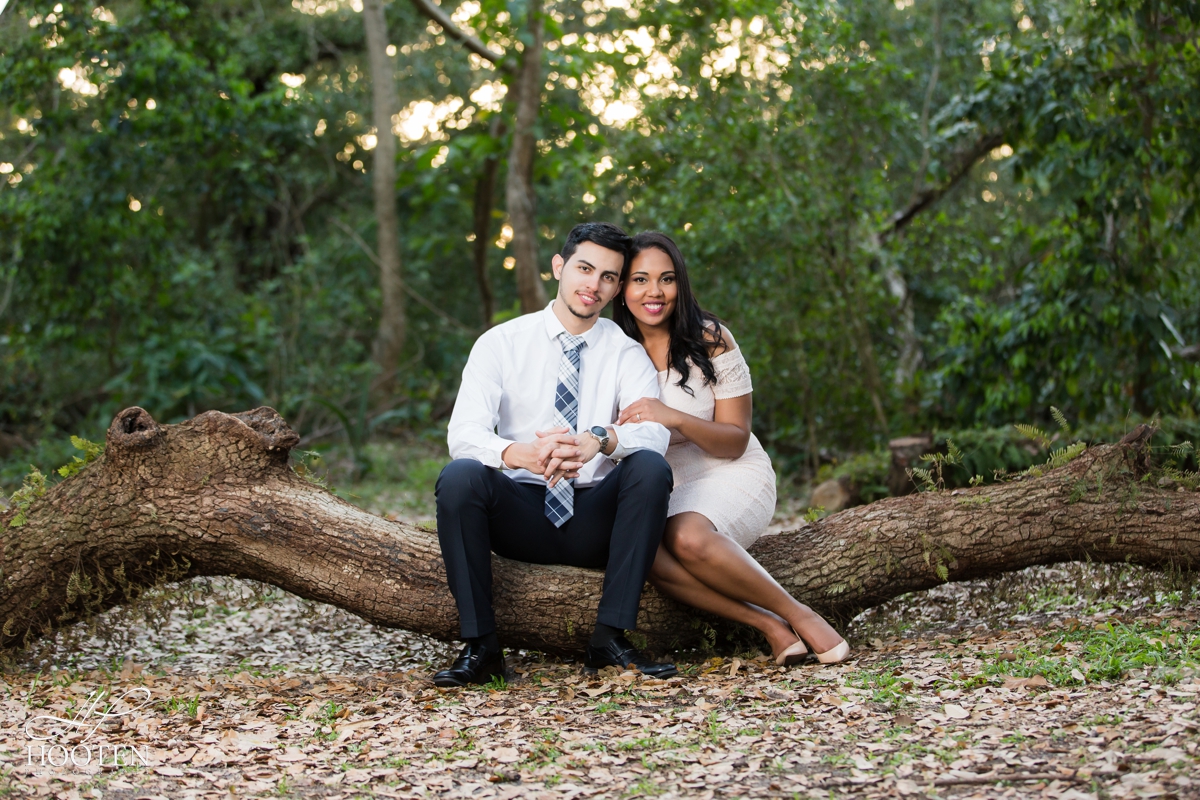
[1,409,1195,655]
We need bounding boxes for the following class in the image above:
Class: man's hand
[543,431,602,487]
[501,427,603,487]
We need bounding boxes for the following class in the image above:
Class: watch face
[590,426,608,438]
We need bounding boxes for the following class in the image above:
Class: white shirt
[448,301,670,487]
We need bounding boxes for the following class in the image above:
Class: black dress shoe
[432,641,506,687]
[584,635,678,678]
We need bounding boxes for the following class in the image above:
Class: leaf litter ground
[3,564,1196,800]
[2,445,1198,800]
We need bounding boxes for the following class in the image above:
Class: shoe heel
[774,640,808,667]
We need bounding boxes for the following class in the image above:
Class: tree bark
[504,0,548,314]
[363,0,406,396]
[3,409,1196,656]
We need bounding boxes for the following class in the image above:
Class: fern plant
[1015,407,1087,477]
[6,468,47,528]
[56,436,104,479]
[908,439,964,491]
[1159,440,1199,490]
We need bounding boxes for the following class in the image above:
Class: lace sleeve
[712,347,753,399]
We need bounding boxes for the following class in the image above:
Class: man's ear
[551,253,565,281]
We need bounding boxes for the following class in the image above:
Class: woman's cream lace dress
[656,330,777,548]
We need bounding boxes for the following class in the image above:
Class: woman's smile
[623,246,678,329]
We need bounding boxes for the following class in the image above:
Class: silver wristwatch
[587,425,611,455]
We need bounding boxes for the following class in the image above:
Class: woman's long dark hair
[612,231,726,396]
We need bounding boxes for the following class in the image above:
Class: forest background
[2,3,1200,798]
[1,0,1199,499]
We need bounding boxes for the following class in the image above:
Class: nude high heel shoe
[814,639,850,664]
[774,636,808,667]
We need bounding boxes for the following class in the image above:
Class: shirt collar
[542,300,603,346]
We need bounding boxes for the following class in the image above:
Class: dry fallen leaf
[942,703,969,719]
[1003,674,1051,689]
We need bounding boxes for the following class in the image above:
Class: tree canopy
[1,0,1197,474]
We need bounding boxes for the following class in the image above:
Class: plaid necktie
[545,332,587,527]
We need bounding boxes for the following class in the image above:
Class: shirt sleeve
[610,341,670,459]
[447,332,516,468]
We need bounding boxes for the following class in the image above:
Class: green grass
[982,620,1199,686]
[844,660,912,709]
[163,694,200,717]
[482,674,508,691]
[623,777,665,797]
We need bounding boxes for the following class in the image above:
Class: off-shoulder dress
[655,330,777,548]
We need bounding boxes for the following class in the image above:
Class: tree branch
[407,0,510,70]
[880,130,1006,243]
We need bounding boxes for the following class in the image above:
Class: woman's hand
[617,397,683,429]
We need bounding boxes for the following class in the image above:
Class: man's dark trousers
[435,450,673,638]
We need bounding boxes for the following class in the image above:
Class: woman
[614,232,848,665]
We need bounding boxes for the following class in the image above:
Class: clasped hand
[502,427,601,487]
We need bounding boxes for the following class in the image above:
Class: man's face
[551,241,625,321]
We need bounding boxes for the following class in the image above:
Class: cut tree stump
[1,407,1196,654]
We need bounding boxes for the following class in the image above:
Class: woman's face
[623,247,677,330]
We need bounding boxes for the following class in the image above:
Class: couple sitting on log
[432,222,848,687]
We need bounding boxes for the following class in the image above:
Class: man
[433,221,677,686]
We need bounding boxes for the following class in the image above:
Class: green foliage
[1158,440,1200,491]
[5,467,46,528]
[1,0,1196,476]
[909,438,964,492]
[818,449,891,504]
[56,435,103,478]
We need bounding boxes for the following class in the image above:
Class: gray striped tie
[545,332,587,527]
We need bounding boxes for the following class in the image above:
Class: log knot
[106,408,162,454]
[231,407,301,452]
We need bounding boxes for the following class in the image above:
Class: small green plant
[909,439,963,491]
[483,674,508,691]
[1159,440,1199,490]
[703,710,729,743]
[292,450,332,490]
[1015,407,1087,477]
[625,777,664,797]
[56,436,103,479]
[803,506,825,523]
[5,468,47,528]
[164,694,200,717]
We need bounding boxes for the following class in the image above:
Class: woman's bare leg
[665,512,845,655]
[648,544,800,658]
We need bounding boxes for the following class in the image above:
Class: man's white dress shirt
[448,301,670,487]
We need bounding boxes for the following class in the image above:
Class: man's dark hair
[560,222,632,263]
